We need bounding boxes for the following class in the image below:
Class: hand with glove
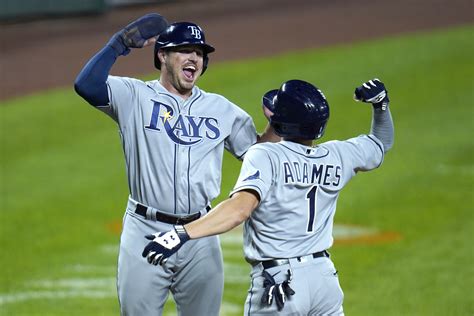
[107,13,169,56]
[142,225,190,266]
[260,269,295,311]
[354,78,389,110]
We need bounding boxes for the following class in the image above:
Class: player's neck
[283,138,313,146]
[159,77,193,100]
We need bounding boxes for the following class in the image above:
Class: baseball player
[74,13,279,316]
[142,78,394,315]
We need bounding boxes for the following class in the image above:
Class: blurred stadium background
[0,1,473,315]
[1,0,471,100]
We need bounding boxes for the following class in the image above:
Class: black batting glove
[260,269,295,311]
[354,78,389,110]
[107,13,169,56]
[142,225,190,266]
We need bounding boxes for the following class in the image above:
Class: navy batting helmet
[154,22,215,74]
[264,80,330,140]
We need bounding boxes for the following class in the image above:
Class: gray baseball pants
[244,254,344,315]
[117,205,224,316]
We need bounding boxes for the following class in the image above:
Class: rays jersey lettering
[283,161,341,186]
[145,101,220,145]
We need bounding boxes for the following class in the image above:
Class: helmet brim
[263,89,278,111]
[158,42,215,54]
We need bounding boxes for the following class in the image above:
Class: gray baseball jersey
[102,76,257,316]
[232,136,383,315]
[231,136,384,262]
[104,76,257,213]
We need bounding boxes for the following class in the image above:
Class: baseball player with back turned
[142,78,394,315]
[74,13,279,316]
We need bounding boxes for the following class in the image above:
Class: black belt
[261,250,330,269]
[135,203,210,225]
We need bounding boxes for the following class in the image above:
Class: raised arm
[354,78,394,152]
[74,13,168,106]
[370,104,394,152]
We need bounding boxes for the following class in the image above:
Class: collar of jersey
[279,140,329,158]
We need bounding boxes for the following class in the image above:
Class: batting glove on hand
[260,269,295,311]
[108,13,169,56]
[354,78,389,110]
[141,225,190,266]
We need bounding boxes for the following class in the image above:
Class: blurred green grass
[1,25,473,315]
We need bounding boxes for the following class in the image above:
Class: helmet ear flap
[202,55,209,75]
[154,43,161,69]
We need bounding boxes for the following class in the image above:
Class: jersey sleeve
[230,146,273,201]
[332,134,384,173]
[224,104,258,159]
[97,75,138,125]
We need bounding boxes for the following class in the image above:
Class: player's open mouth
[183,65,197,81]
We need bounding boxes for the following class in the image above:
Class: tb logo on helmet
[187,26,202,39]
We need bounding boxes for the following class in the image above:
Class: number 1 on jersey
[306,185,318,232]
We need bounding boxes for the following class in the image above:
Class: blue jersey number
[306,185,318,232]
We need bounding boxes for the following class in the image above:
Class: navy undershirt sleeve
[74,45,120,107]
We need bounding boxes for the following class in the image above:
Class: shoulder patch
[243,170,260,181]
